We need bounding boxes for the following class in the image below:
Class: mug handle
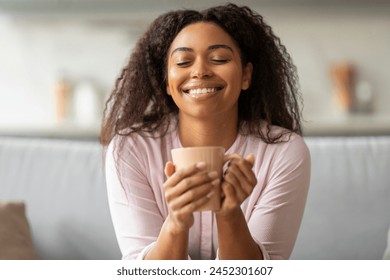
[223,153,255,166]
[223,153,242,164]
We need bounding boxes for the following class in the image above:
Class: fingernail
[206,191,215,199]
[208,171,218,179]
[196,162,206,169]
[211,179,220,186]
[246,153,255,163]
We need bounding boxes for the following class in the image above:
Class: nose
[191,59,212,78]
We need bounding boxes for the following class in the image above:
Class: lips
[182,87,224,98]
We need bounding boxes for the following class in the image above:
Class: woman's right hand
[163,161,219,234]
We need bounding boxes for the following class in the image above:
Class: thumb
[164,161,176,178]
[246,154,255,166]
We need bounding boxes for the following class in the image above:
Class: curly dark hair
[100,3,302,146]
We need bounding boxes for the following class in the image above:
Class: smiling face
[166,22,252,122]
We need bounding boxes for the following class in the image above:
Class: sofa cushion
[0,201,38,259]
[0,137,121,259]
[291,136,390,259]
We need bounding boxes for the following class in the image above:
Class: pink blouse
[105,122,311,260]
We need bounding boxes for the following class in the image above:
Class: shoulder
[109,117,178,152]
[107,118,179,165]
[244,124,310,166]
[245,124,309,152]
[267,128,311,181]
[271,126,310,163]
[249,126,311,188]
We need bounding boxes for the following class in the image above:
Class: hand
[163,161,219,234]
[217,154,257,216]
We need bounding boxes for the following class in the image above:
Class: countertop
[0,123,101,141]
[302,114,390,136]
[1,113,389,140]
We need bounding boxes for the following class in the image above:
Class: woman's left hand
[217,154,257,216]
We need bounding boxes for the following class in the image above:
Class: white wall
[0,16,135,127]
[267,7,390,122]
[0,3,389,131]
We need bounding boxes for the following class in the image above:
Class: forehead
[169,22,238,51]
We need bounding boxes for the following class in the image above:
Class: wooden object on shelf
[55,77,71,123]
[330,62,355,112]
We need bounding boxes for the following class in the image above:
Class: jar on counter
[72,81,101,126]
[354,81,374,114]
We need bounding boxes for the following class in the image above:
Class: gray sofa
[0,137,120,260]
[292,136,390,259]
[0,136,389,260]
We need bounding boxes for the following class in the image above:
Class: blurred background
[1,1,390,261]
[1,0,390,140]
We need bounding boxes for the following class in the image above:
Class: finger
[166,161,206,187]
[223,169,248,202]
[225,153,255,170]
[229,170,255,200]
[230,159,257,189]
[223,153,242,163]
[229,157,257,187]
[164,171,219,204]
[164,161,175,178]
[220,182,240,209]
[221,181,236,198]
[246,153,255,166]
[173,194,215,220]
[174,169,218,193]
[169,179,219,210]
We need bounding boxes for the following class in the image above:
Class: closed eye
[211,59,230,64]
[176,61,191,67]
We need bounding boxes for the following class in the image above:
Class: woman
[101,3,310,260]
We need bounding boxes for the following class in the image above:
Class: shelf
[0,123,101,141]
[303,114,390,137]
[1,113,389,140]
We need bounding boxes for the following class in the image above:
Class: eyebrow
[170,44,234,56]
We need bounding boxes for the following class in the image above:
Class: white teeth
[186,88,218,95]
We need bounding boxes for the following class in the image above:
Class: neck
[178,113,238,150]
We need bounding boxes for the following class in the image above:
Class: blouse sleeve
[247,134,311,260]
[105,138,164,260]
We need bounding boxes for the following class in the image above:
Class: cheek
[166,67,175,94]
[221,63,243,86]
[227,71,243,90]
[168,71,189,96]
[167,68,182,88]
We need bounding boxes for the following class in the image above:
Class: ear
[241,62,253,90]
